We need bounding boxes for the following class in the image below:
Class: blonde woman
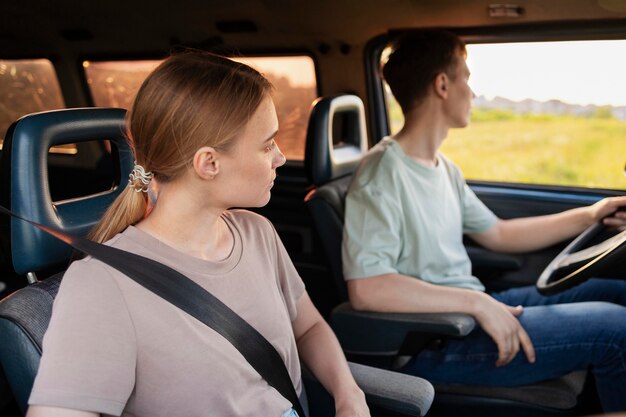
[27,52,369,417]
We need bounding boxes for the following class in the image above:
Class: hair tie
[128,162,153,193]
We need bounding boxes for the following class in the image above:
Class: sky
[466,40,626,107]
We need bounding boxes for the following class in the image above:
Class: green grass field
[389,105,626,190]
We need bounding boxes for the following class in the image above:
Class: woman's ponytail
[88,185,148,243]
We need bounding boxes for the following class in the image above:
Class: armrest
[330,302,475,355]
[349,362,433,417]
[302,362,434,417]
[466,246,522,271]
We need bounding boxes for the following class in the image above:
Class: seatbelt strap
[0,205,306,417]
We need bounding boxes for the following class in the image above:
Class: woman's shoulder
[57,255,127,309]
[224,210,278,254]
[60,229,143,295]
[224,209,273,232]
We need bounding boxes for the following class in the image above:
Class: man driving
[342,30,626,412]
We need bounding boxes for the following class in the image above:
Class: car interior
[1,0,626,416]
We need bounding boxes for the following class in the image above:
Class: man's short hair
[383,30,466,114]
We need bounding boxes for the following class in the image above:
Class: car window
[0,59,68,152]
[84,56,317,161]
[384,39,626,191]
[84,60,161,110]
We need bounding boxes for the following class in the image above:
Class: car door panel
[468,183,611,292]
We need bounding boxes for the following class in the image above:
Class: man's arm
[347,274,535,367]
[469,196,626,253]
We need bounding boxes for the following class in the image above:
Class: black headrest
[2,108,133,275]
[304,95,368,186]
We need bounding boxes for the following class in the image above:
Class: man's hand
[471,293,536,367]
[589,196,626,230]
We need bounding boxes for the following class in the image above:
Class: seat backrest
[0,108,132,414]
[304,95,368,301]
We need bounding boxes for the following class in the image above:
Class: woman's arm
[26,406,98,417]
[292,292,370,417]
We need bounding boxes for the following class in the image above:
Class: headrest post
[26,272,39,285]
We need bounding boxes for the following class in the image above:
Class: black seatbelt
[0,205,306,417]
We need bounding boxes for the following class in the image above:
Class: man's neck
[392,104,449,167]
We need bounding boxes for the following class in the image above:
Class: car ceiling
[2,0,626,56]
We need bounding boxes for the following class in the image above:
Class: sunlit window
[384,40,626,190]
[233,56,317,161]
[84,60,161,109]
[0,59,67,151]
[84,56,318,161]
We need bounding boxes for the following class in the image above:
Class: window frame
[366,21,626,195]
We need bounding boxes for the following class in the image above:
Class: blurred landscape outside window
[84,56,317,161]
[384,40,626,190]
[0,59,71,153]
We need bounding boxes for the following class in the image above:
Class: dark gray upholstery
[0,275,60,349]
[332,302,475,355]
[304,95,589,414]
[0,274,61,414]
[303,362,434,417]
[305,176,352,300]
[434,371,586,410]
[349,362,434,416]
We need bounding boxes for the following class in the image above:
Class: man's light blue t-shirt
[342,137,497,291]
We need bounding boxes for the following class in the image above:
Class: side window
[84,60,161,109]
[1,60,114,201]
[0,59,66,148]
[233,56,317,161]
[384,40,626,191]
[84,56,318,161]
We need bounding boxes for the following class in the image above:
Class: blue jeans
[401,278,626,412]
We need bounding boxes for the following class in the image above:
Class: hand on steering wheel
[537,197,626,295]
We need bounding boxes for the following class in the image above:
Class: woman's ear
[434,73,448,99]
[193,146,220,180]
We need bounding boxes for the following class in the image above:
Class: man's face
[444,51,475,128]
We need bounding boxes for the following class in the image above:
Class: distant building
[474,95,626,120]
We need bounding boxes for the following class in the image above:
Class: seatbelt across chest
[0,205,306,417]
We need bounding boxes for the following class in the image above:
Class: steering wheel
[537,217,626,295]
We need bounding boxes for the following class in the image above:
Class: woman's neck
[135,180,234,262]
